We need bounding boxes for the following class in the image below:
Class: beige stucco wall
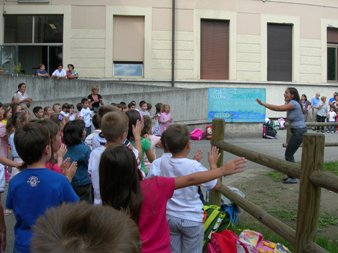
[1,0,338,83]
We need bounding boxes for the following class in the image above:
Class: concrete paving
[3,128,338,251]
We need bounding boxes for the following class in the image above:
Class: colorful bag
[190,128,204,140]
[205,125,213,140]
[203,205,231,250]
[206,229,238,253]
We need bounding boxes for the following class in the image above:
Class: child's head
[12,111,30,130]
[101,112,129,143]
[160,130,169,152]
[96,104,119,128]
[99,144,142,222]
[141,116,152,136]
[14,122,51,165]
[128,101,136,110]
[50,113,67,131]
[43,106,54,119]
[69,104,75,113]
[76,103,82,112]
[321,96,327,102]
[81,98,89,109]
[330,106,335,112]
[126,110,142,141]
[31,202,141,253]
[147,103,152,112]
[62,103,70,113]
[52,103,61,114]
[11,103,22,113]
[164,124,189,155]
[155,103,163,114]
[139,100,147,111]
[3,104,12,120]
[37,119,61,154]
[33,106,44,119]
[63,120,86,146]
[161,104,170,113]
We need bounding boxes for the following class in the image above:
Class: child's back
[7,166,78,251]
[160,157,216,220]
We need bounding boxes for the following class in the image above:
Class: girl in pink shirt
[159,104,173,135]
[99,145,246,253]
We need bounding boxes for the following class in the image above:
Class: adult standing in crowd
[310,92,321,124]
[66,64,79,80]
[52,64,66,79]
[300,94,311,122]
[88,85,104,113]
[316,96,328,132]
[11,83,33,109]
[256,87,306,184]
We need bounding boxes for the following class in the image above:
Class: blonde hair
[161,104,170,113]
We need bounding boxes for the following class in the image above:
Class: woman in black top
[88,85,104,113]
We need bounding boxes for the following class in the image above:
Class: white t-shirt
[85,130,102,150]
[159,157,217,222]
[147,152,172,178]
[60,111,69,118]
[88,146,106,205]
[52,69,66,77]
[328,111,337,122]
[80,107,92,127]
[88,142,140,205]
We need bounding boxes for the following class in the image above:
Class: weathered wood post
[210,118,225,205]
[295,133,324,253]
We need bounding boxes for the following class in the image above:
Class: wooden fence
[210,118,338,253]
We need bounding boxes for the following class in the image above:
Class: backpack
[262,123,277,139]
[203,205,232,251]
[190,128,205,140]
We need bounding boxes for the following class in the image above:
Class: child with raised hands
[99,143,246,253]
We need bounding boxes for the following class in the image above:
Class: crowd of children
[0,85,246,253]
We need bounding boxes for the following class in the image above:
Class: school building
[1,0,338,86]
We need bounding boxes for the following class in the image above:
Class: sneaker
[283,177,298,184]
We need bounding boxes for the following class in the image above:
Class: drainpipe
[171,0,176,87]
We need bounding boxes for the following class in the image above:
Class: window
[327,28,338,82]
[267,23,293,82]
[3,15,63,75]
[200,19,229,80]
[4,16,33,43]
[113,16,144,77]
[4,15,63,44]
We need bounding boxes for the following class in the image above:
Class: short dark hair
[164,124,189,154]
[63,120,85,146]
[101,112,129,142]
[33,106,43,114]
[81,98,89,104]
[14,122,50,165]
[139,100,147,107]
[128,102,136,109]
[31,202,141,253]
[76,103,82,111]
[62,103,70,110]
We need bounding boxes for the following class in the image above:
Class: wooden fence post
[295,133,324,253]
[210,118,225,205]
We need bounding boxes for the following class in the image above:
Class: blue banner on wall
[208,88,266,122]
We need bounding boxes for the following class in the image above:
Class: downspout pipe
[171,0,175,87]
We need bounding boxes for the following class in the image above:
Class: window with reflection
[4,15,33,43]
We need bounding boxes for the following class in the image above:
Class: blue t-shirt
[6,168,79,252]
[287,100,306,129]
[64,142,91,187]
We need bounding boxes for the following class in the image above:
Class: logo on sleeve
[27,176,40,187]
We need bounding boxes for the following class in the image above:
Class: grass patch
[316,237,338,253]
[323,161,338,176]
[318,214,338,228]
[266,171,284,182]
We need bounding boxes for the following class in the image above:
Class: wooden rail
[210,118,338,253]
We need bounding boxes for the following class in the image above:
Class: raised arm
[174,157,246,190]
[256,99,293,112]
